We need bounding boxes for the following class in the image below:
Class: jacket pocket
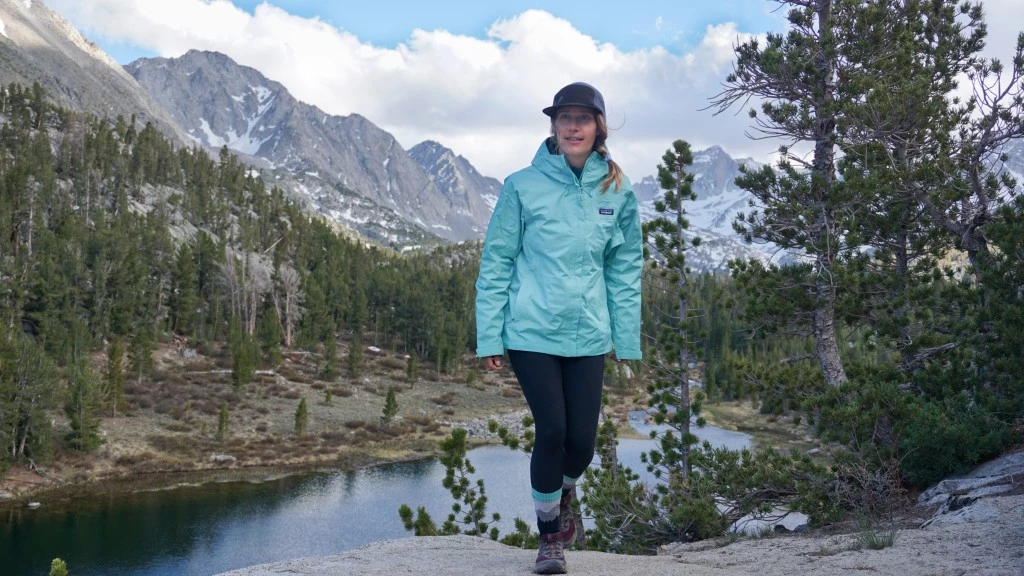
[511,274,532,324]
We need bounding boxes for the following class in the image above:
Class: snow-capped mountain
[126,50,493,243]
[637,146,775,272]
[408,140,502,239]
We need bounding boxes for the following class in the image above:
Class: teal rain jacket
[475,140,643,360]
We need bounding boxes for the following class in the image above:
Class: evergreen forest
[0,82,479,467]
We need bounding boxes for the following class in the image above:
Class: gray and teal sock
[561,475,578,499]
[533,488,562,535]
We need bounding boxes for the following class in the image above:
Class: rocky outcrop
[918,450,1024,528]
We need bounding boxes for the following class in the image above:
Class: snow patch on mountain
[635,146,776,272]
[197,118,224,147]
[482,193,499,211]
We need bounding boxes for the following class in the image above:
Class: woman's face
[553,106,597,169]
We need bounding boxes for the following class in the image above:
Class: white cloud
[48,1,1024,180]
[979,0,1022,63]
[49,0,773,181]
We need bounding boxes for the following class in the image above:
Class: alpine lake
[2,413,756,576]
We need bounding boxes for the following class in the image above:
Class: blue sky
[225,0,780,53]
[93,1,782,62]
[46,1,1022,180]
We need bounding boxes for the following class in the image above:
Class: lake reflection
[2,418,750,576]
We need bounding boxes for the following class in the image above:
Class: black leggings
[507,350,605,495]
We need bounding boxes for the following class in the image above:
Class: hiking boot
[559,488,585,549]
[535,532,567,574]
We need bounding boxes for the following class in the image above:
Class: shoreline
[1,400,804,508]
[0,411,531,509]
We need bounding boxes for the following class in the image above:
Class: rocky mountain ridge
[126,50,493,243]
[408,140,502,238]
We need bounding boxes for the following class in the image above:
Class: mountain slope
[0,0,188,144]
[409,140,501,239]
[126,50,492,243]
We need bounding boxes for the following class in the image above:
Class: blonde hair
[549,112,624,193]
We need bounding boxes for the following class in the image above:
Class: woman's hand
[609,352,628,364]
[483,355,504,370]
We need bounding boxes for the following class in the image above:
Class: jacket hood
[530,139,609,192]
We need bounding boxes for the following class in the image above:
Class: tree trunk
[813,284,847,386]
[810,0,847,387]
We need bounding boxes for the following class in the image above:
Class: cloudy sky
[49,0,1023,181]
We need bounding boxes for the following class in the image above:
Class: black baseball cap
[542,82,606,118]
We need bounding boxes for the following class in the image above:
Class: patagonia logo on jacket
[599,208,614,216]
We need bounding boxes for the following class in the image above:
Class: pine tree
[170,243,198,335]
[64,357,104,451]
[406,351,420,384]
[294,397,309,435]
[380,388,398,426]
[258,297,283,366]
[710,0,853,387]
[230,317,256,391]
[216,403,229,442]
[127,328,152,386]
[642,140,704,482]
[321,334,338,380]
[104,339,126,417]
[0,333,59,460]
[347,331,362,379]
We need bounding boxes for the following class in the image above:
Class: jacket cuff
[614,348,641,360]
[477,345,504,358]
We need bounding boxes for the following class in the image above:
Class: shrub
[49,558,68,576]
[814,378,1013,487]
[430,392,458,406]
[330,386,353,397]
[379,356,407,371]
[405,414,433,426]
[900,397,1011,486]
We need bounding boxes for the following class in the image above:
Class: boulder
[211,454,237,465]
[919,450,1024,528]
